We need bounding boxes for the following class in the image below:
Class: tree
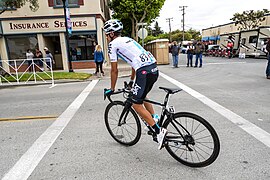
[109,0,166,41]
[152,21,163,36]
[186,28,201,40]
[230,9,269,30]
[0,0,39,15]
[164,28,201,42]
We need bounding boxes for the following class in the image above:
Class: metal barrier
[0,58,55,86]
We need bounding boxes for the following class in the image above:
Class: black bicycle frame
[108,88,191,144]
[144,93,192,144]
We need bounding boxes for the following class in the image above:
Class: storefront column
[59,32,69,71]
[0,37,10,73]
[37,34,45,55]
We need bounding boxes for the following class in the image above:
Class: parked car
[207,45,221,51]
[204,45,222,57]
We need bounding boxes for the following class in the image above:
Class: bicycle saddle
[159,87,182,94]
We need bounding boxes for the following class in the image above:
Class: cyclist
[103,19,167,149]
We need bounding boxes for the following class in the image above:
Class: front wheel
[104,101,141,146]
[163,112,220,167]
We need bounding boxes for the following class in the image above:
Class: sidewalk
[74,62,131,80]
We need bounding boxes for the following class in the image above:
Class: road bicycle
[104,83,220,167]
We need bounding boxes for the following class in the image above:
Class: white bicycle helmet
[103,19,123,34]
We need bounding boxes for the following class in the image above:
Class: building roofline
[202,13,270,31]
[0,13,104,21]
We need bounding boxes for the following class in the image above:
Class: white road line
[160,72,270,148]
[2,80,99,180]
[173,61,246,67]
[205,62,246,65]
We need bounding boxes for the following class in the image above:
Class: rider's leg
[143,100,154,115]
[133,103,161,137]
[132,104,155,126]
[144,98,159,122]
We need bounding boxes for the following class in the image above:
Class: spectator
[71,48,77,61]
[34,48,43,71]
[170,41,180,68]
[94,45,105,76]
[266,38,270,79]
[194,41,205,68]
[186,43,194,67]
[26,49,34,72]
[44,47,55,70]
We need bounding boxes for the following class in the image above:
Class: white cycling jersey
[108,37,156,71]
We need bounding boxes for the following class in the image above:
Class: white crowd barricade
[0,58,55,87]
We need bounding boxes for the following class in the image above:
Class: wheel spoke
[123,125,133,141]
[164,113,220,167]
[123,125,136,137]
[196,141,214,150]
[192,146,209,160]
[192,123,201,135]
[193,128,207,136]
[105,102,141,146]
[195,135,212,141]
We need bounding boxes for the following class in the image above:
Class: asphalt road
[0,55,269,180]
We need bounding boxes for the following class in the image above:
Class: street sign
[138,28,148,39]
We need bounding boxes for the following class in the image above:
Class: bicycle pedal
[147,131,154,135]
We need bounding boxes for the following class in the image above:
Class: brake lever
[124,81,128,89]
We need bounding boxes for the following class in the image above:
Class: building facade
[0,0,110,71]
[201,14,270,44]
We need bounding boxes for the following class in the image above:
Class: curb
[0,79,86,89]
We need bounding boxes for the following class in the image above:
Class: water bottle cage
[167,106,175,113]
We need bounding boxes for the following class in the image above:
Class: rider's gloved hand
[104,88,114,96]
[128,80,134,89]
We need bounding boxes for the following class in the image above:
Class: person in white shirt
[186,43,194,67]
[26,49,34,72]
[103,19,167,149]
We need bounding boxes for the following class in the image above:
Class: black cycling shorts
[132,63,159,104]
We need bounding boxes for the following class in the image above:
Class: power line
[166,17,173,42]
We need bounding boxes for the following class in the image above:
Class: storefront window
[6,35,38,59]
[69,34,97,61]
[249,36,258,44]
[55,0,78,6]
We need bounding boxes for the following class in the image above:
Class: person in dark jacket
[266,38,270,79]
[186,42,194,67]
[194,41,205,68]
[94,45,105,76]
[170,41,180,68]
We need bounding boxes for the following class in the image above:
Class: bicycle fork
[118,100,132,126]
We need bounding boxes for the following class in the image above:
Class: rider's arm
[110,62,118,91]
[130,68,135,81]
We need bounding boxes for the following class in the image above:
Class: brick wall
[71,61,96,69]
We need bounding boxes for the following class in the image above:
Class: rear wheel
[163,112,220,167]
[104,101,141,146]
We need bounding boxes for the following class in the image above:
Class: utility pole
[166,17,173,42]
[179,6,187,42]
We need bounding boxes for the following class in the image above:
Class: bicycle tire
[163,112,220,167]
[104,101,141,146]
